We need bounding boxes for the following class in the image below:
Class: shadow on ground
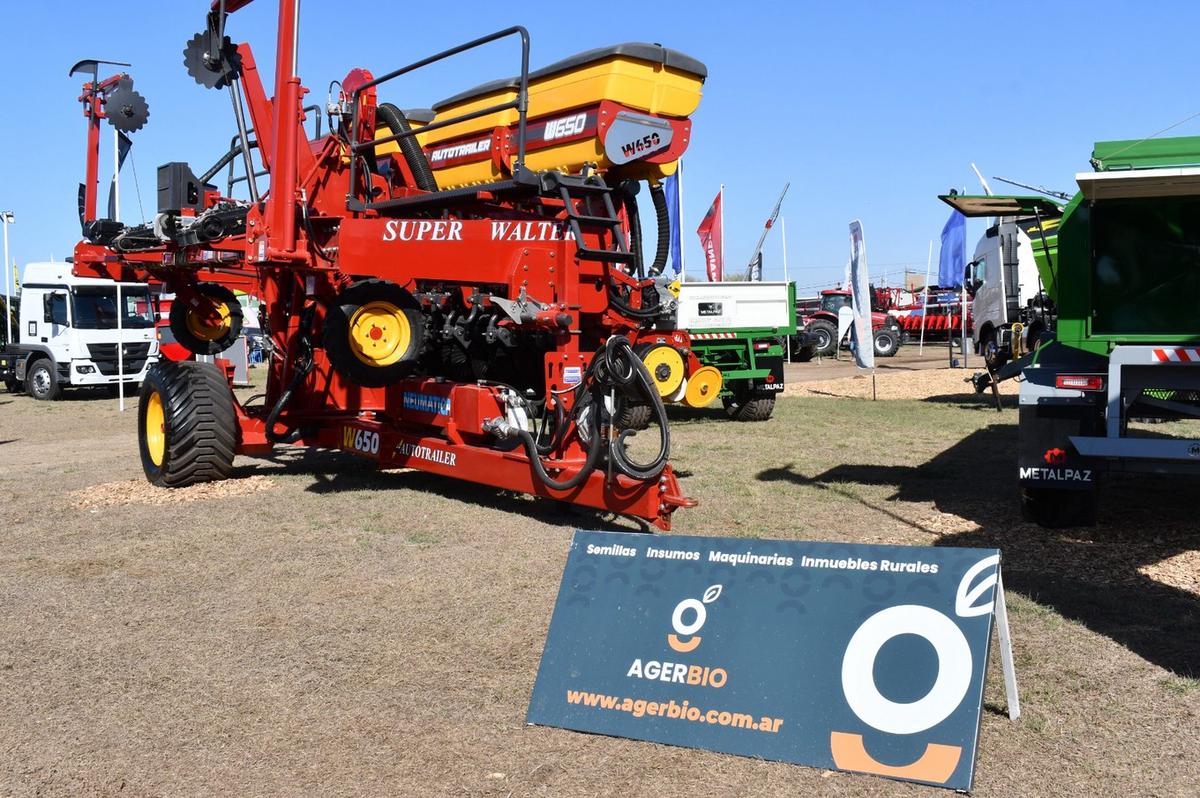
[233,446,649,533]
[758,423,1200,677]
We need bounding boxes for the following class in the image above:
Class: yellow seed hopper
[378,43,706,191]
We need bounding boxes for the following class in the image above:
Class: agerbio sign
[527,531,1015,791]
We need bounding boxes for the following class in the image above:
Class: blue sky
[2,1,1200,295]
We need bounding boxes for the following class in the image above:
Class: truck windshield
[1091,198,1200,335]
[72,286,156,329]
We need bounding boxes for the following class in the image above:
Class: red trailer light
[1056,374,1104,391]
[753,341,770,351]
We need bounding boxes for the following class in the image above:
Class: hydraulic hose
[648,182,671,276]
[377,103,438,193]
[596,336,670,480]
[623,188,645,279]
[265,304,316,444]
[516,418,603,491]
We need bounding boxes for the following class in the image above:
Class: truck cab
[939,194,1062,369]
[2,262,159,399]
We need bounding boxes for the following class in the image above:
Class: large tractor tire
[25,358,61,401]
[1020,487,1098,528]
[873,328,900,358]
[808,319,838,357]
[138,360,236,487]
[170,282,244,355]
[324,279,425,387]
[722,388,776,422]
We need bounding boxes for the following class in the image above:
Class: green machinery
[675,281,798,421]
[990,135,1200,525]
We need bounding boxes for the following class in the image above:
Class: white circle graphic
[841,604,972,735]
[671,598,707,636]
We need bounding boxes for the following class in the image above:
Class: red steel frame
[71,0,699,529]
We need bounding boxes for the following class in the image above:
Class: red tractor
[68,1,719,530]
[794,288,901,360]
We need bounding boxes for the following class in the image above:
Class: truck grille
[87,342,152,376]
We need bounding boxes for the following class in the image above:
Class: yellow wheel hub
[684,366,724,408]
[642,345,686,398]
[145,390,166,467]
[349,301,412,367]
[185,300,232,343]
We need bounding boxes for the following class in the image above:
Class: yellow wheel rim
[145,390,166,466]
[642,345,686,398]
[684,366,724,408]
[184,300,232,343]
[349,301,412,367]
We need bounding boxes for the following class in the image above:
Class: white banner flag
[848,220,875,370]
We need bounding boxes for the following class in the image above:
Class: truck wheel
[873,329,900,358]
[1020,487,1098,528]
[3,377,20,394]
[138,360,236,487]
[982,328,1008,370]
[170,282,244,355]
[324,279,425,387]
[25,359,61,401]
[808,319,838,357]
[722,390,775,421]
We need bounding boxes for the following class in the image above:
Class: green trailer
[675,281,802,421]
[1000,136,1200,525]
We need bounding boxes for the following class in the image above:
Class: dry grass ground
[0,374,1196,797]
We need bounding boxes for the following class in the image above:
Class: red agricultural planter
[70,1,714,529]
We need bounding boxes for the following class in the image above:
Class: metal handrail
[202,104,324,198]
[346,26,531,212]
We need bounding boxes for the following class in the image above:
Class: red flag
[696,189,723,281]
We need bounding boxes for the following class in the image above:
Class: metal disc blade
[183,31,242,90]
[106,85,149,133]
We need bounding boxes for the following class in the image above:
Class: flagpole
[920,239,932,354]
[677,160,687,281]
[781,216,790,284]
[113,128,120,222]
[718,184,725,281]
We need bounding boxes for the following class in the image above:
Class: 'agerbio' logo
[668,584,722,653]
[626,584,727,688]
[830,555,1000,784]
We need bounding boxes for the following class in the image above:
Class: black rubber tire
[323,279,425,388]
[873,329,900,358]
[3,377,20,393]
[138,360,237,488]
[722,390,775,422]
[618,401,653,430]
[1020,486,1098,528]
[982,327,1008,370]
[808,319,838,357]
[170,282,244,355]
[377,103,439,193]
[25,358,60,401]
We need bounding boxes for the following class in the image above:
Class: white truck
[944,195,1062,370]
[0,262,159,400]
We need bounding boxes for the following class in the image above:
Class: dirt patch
[1140,549,1200,596]
[69,475,275,510]
[785,365,1016,401]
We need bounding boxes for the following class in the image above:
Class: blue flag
[664,172,682,274]
[938,210,966,288]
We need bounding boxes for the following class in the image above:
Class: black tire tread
[723,393,775,422]
[25,357,61,401]
[169,282,244,356]
[808,319,838,357]
[140,360,236,487]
